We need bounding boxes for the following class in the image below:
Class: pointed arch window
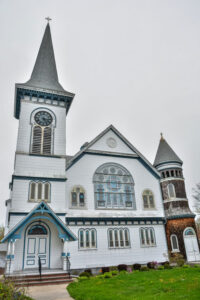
[93,163,136,210]
[167,183,176,198]
[29,181,50,203]
[71,186,86,208]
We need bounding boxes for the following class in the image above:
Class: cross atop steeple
[45,17,52,23]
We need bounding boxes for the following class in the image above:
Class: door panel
[184,236,200,262]
[24,234,49,269]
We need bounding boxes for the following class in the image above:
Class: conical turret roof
[22,23,73,96]
[154,135,182,167]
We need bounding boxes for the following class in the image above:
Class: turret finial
[160,132,164,141]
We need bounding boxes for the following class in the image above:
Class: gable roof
[1,201,77,243]
[154,136,182,167]
[66,124,160,178]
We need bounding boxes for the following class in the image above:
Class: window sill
[70,207,87,210]
[108,246,131,250]
[171,250,180,253]
[140,245,156,248]
[78,248,97,251]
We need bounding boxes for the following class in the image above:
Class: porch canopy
[2,201,77,243]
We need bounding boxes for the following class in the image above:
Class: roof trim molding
[2,201,77,243]
[66,125,160,178]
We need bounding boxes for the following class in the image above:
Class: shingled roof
[21,23,74,97]
[154,135,182,167]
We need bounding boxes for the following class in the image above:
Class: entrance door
[24,223,49,269]
[184,228,200,262]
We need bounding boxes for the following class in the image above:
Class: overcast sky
[0,0,200,224]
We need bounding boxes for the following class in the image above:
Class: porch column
[62,241,67,271]
[5,240,15,274]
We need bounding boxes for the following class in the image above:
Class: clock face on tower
[34,111,53,126]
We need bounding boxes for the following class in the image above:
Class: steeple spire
[24,23,66,93]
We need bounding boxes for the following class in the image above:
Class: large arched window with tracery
[93,163,136,209]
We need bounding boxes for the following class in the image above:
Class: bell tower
[154,134,200,261]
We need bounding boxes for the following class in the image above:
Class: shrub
[78,276,90,282]
[118,264,127,271]
[177,259,185,267]
[79,271,91,278]
[109,266,118,271]
[140,266,149,272]
[0,280,32,299]
[119,270,128,275]
[163,262,172,269]
[85,269,92,275]
[103,272,112,278]
[183,264,190,268]
[111,270,118,276]
[133,263,141,271]
[161,261,170,266]
[194,264,200,268]
[147,261,157,269]
[158,266,164,270]
[102,267,110,274]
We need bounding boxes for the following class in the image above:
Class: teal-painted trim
[27,237,36,254]
[23,221,51,270]
[15,88,73,119]
[2,201,77,243]
[66,217,166,225]
[9,212,66,217]
[138,158,160,179]
[61,252,66,257]
[85,151,138,159]
[12,175,66,182]
[6,255,14,259]
[167,214,195,220]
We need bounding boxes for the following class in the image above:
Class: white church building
[2,22,188,274]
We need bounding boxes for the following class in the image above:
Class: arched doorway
[24,222,50,269]
[183,227,200,262]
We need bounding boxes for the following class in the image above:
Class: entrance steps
[5,271,73,287]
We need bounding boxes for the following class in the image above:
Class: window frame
[142,190,156,210]
[70,186,86,209]
[140,227,156,247]
[108,228,131,249]
[167,183,176,199]
[29,181,51,203]
[30,109,55,156]
[78,228,97,250]
[170,234,179,252]
[93,163,136,210]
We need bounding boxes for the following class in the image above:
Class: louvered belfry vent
[32,126,42,154]
[43,127,52,154]
[31,125,52,155]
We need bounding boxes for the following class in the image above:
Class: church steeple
[14,22,75,119]
[25,23,64,93]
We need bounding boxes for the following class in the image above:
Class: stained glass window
[93,163,135,209]
[142,190,155,209]
[108,228,130,248]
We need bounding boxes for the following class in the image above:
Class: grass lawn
[67,267,200,300]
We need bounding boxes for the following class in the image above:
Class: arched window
[29,181,50,203]
[170,234,179,252]
[140,228,156,247]
[78,229,97,249]
[28,224,47,235]
[167,183,176,198]
[93,163,136,209]
[108,228,130,248]
[31,110,54,155]
[184,228,195,236]
[71,186,85,208]
[142,190,155,209]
